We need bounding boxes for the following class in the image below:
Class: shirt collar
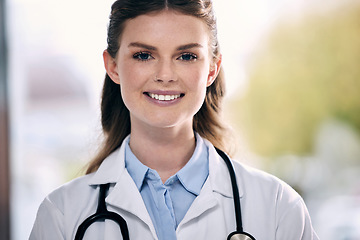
[124,132,209,196]
[124,137,149,190]
[176,133,209,196]
[88,134,243,199]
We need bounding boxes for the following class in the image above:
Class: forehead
[120,10,210,48]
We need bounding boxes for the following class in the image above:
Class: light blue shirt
[124,133,209,240]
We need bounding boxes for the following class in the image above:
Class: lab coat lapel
[178,140,244,228]
[206,139,243,199]
[88,136,157,239]
[178,177,218,228]
[106,171,157,239]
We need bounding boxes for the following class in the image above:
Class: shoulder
[43,173,96,214]
[232,160,302,205]
[44,146,125,211]
[30,174,97,239]
[232,160,316,231]
[233,161,290,192]
[203,137,301,205]
[232,161,319,238]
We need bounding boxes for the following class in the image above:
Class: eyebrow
[128,42,157,51]
[128,42,203,51]
[177,43,203,51]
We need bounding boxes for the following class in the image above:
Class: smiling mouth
[145,92,184,101]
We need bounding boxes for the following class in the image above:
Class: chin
[147,117,193,130]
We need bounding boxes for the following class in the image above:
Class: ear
[103,50,121,84]
[207,54,222,87]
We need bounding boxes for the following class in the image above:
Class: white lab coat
[30,136,319,240]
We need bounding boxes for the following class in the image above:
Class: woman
[30,0,319,239]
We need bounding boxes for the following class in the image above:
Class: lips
[144,92,185,101]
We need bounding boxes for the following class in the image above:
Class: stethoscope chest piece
[227,231,256,240]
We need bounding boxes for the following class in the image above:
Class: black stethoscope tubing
[215,148,256,240]
[74,183,129,240]
[74,148,255,240]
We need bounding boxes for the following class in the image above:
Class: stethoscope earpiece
[227,231,256,240]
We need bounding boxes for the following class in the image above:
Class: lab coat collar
[86,135,244,237]
[88,135,158,239]
[204,138,244,199]
[106,169,158,239]
[88,135,244,199]
[87,139,127,186]
[179,138,244,228]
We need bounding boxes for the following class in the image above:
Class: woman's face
[104,10,221,132]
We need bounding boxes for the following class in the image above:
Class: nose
[155,59,177,82]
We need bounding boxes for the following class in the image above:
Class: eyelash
[133,52,153,61]
[132,52,198,62]
[177,53,198,61]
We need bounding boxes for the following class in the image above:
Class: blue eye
[178,53,197,61]
[133,52,153,61]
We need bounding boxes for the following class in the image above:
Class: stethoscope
[74,148,256,240]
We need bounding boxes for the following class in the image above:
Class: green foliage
[231,4,360,156]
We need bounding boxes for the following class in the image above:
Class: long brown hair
[86,0,229,174]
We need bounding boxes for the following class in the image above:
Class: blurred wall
[1,0,10,238]
[227,1,360,238]
[6,0,360,239]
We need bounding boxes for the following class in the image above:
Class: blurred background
[1,0,360,239]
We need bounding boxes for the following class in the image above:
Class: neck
[129,125,196,183]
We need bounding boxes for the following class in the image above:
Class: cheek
[118,62,148,88]
[181,65,210,89]
[117,64,140,107]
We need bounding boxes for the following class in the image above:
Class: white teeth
[149,93,181,101]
